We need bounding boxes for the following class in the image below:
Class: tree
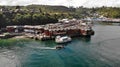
[0,13,6,28]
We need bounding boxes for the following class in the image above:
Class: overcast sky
[0,0,120,7]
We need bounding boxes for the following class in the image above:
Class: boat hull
[55,36,72,44]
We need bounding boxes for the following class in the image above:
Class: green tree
[0,13,6,28]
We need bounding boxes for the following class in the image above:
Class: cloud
[0,0,120,7]
[83,0,120,7]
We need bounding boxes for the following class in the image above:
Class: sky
[0,0,120,8]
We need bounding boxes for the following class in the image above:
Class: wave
[37,47,56,50]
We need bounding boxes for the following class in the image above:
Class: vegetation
[0,38,30,47]
[96,6,120,18]
[0,5,76,28]
[0,5,120,28]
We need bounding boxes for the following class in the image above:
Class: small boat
[55,45,64,49]
[55,36,72,44]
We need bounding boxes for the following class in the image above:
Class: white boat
[55,36,72,43]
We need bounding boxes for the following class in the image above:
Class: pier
[83,18,120,23]
[3,19,94,40]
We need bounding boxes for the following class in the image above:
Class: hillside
[26,5,75,13]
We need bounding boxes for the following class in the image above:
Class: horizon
[0,0,120,8]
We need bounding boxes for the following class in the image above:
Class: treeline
[0,12,58,28]
[96,7,120,18]
[75,6,120,18]
[0,12,77,28]
[26,5,76,13]
[0,5,78,28]
[1,5,120,28]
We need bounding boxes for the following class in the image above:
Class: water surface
[0,23,120,67]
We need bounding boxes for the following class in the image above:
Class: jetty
[83,17,120,23]
[2,19,94,40]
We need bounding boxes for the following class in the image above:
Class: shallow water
[0,23,120,67]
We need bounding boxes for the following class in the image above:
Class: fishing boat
[55,36,72,44]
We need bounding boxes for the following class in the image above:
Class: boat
[55,36,72,44]
[55,45,64,49]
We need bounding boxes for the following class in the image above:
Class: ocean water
[0,23,120,67]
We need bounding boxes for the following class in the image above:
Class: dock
[83,18,120,23]
[4,19,94,40]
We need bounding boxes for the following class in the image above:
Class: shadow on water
[0,38,31,49]
[36,40,56,47]
[94,21,120,26]
[73,36,91,43]
[0,36,91,50]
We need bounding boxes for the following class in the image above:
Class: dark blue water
[0,24,120,67]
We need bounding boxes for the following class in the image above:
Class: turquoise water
[0,24,120,67]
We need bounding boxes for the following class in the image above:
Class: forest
[0,5,120,28]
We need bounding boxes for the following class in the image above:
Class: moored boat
[55,36,72,43]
